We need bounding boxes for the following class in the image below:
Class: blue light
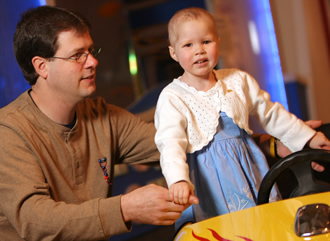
[39,0,47,5]
[0,0,47,108]
[251,0,288,109]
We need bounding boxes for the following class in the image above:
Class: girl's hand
[169,181,193,205]
[308,131,330,150]
[277,120,328,172]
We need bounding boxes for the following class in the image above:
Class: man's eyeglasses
[49,47,101,64]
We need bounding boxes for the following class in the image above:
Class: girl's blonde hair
[168,7,218,46]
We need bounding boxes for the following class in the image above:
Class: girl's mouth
[195,59,207,64]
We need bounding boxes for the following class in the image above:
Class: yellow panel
[174,192,330,241]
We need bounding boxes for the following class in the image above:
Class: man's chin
[81,85,96,98]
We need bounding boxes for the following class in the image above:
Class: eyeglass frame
[48,47,101,64]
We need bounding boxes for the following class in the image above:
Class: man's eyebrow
[70,44,95,54]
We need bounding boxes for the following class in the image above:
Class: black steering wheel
[257,149,330,205]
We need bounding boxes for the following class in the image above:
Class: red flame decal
[192,229,254,241]
[236,236,253,241]
[208,229,232,240]
[192,231,210,241]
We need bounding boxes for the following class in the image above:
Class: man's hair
[13,6,92,85]
[168,7,218,46]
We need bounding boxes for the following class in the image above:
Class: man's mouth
[81,74,94,80]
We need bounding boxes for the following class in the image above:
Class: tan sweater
[0,90,159,240]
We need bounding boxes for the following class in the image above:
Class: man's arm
[0,125,126,240]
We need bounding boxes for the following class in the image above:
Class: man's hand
[120,184,198,225]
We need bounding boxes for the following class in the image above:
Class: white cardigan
[154,68,316,187]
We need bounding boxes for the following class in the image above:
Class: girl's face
[169,18,220,82]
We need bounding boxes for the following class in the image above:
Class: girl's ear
[31,56,48,79]
[168,46,178,62]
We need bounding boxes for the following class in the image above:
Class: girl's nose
[195,45,206,55]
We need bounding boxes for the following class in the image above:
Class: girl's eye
[184,43,192,47]
[204,40,211,44]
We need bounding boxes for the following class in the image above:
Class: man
[0,6,197,240]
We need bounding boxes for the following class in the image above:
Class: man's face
[46,30,98,103]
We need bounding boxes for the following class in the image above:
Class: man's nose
[85,54,99,67]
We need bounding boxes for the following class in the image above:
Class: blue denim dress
[175,112,280,230]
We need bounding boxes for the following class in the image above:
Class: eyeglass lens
[77,48,101,63]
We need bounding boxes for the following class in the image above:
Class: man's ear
[31,56,48,79]
[168,46,178,62]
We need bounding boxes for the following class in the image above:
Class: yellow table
[174,192,330,241]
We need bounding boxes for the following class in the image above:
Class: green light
[129,50,138,75]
